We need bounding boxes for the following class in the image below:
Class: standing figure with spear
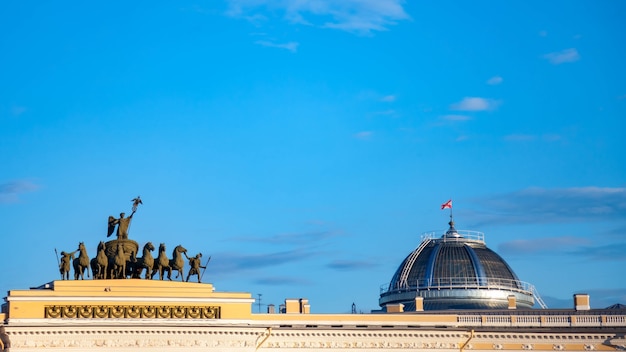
[185,252,210,283]
[57,248,77,280]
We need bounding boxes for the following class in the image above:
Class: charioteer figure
[107,211,135,240]
[107,196,142,240]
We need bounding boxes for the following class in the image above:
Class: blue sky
[1,1,625,313]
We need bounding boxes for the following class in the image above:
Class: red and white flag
[441,199,452,210]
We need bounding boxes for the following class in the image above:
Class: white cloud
[441,114,472,121]
[470,186,626,226]
[370,109,396,116]
[450,97,498,111]
[499,237,626,262]
[380,95,396,102]
[0,180,39,203]
[255,40,299,52]
[225,0,410,34]
[354,131,373,140]
[504,134,536,142]
[543,48,580,64]
[11,106,27,116]
[499,236,590,255]
[503,134,563,142]
[486,76,503,85]
[542,134,562,142]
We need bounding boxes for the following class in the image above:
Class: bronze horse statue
[133,242,155,279]
[152,243,169,280]
[170,244,187,281]
[90,241,108,279]
[73,242,90,280]
[112,242,126,279]
[152,243,187,281]
[127,250,138,278]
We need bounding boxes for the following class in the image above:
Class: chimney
[300,299,310,314]
[284,298,310,314]
[414,297,424,312]
[508,295,517,310]
[386,303,404,313]
[574,294,590,311]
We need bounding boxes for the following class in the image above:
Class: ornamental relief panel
[44,305,220,319]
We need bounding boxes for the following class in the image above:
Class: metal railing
[421,230,485,243]
[396,239,432,289]
[381,277,535,295]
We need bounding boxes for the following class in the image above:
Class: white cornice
[6,296,254,303]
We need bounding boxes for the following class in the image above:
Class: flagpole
[450,201,453,221]
[440,199,453,224]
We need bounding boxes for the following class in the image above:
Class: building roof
[380,217,539,310]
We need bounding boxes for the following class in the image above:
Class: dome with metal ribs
[379,218,543,310]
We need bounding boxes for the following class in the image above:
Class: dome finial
[441,199,458,237]
[444,213,460,238]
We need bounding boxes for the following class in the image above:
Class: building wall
[1,281,625,352]
[3,320,625,352]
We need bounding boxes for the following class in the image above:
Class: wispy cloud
[354,131,373,140]
[0,180,39,203]
[569,243,626,261]
[327,259,378,271]
[542,134,563,142]
[504,134,563,142]
[499,236,626,262]
[11,106,27,116]
[210,248,322,274]
[254,276,312,286]
[369,109,396,117]
[544,288,626,309]
[450,97,499,111]
[581,288,626,307]
[486,76,503,85]
[471,186,626,225]
[255,40,299,52]
[225,0,410,34]
[441,114,472,122]
[543,48,580,64]
[380,95,396,102]
[498,236,590,256]
[504,134,536,142]
[231,230,341,245]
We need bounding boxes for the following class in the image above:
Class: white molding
[6,296,254,303]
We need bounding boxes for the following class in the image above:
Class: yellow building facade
[2,279,625,351]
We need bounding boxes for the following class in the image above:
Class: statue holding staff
[185,253,207,283]
[59,250,77,280]
[107,196,142,239]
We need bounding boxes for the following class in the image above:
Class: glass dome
[379,218,542,310]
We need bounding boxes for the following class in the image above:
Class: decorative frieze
[5,326,625,351]
[44,305,220,319]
